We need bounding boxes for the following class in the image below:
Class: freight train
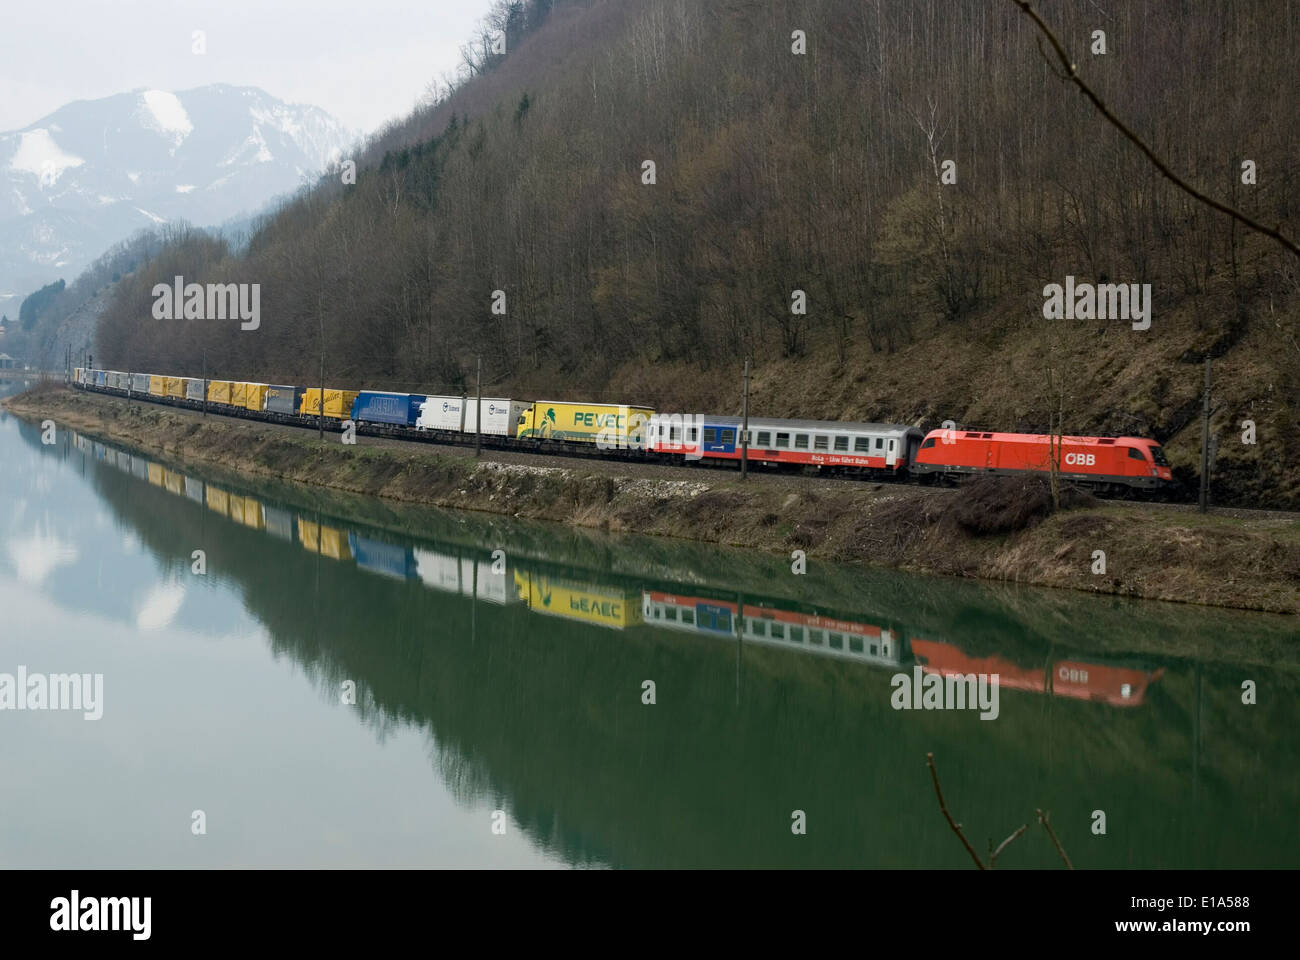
[69,367,1176,495]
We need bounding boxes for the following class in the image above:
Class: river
[2,384,1298,868]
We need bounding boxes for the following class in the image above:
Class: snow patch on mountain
[9,130,85,186]
[137,90,193,146]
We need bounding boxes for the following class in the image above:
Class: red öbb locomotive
[910,429,1174,494]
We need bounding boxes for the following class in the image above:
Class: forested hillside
[94,0,1300,505]
[13,230,165,369]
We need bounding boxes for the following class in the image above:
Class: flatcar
[911,429,1174,493]
[648,414,923,477]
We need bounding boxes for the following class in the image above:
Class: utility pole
[1198,357,1212,513]
[318,322,325,440]
[202,344,208,418]
[475,356,482,458]
[741,358,750,480]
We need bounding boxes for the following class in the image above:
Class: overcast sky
[0,0,499,136]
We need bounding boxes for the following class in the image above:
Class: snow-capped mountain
[0,84,356,307]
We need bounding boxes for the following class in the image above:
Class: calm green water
[2,391,1298,868]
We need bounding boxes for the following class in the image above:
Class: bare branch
[926,753,987,869]
[1036,808,1074,870]
[1009,0,1300,260]
[990,823,1029,868]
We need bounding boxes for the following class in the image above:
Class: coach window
[670,426,681,441]
[789,626,804,643]
[682,608,695,624]
[752,620,767,637]
[1128,447,1147,461]
[834,436,849,452]
[687,427,698,442]
[775,432,790,448]
[795,434,809,450]
[770,622,785,639]
[809,629,824,645]
[854,437,870,452]
[757,431,771,447]
[814,435,829,451]
[875,438,884,450]
[703,428,717,444]
[721,429,736,444]
[849,636,864,654]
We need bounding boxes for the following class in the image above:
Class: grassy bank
[7,385,1299,615]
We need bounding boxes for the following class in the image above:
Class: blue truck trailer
[350,391,426,427]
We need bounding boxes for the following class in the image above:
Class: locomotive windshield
[1150,445,1170,466]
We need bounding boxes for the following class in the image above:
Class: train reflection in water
[71,431,1164,707]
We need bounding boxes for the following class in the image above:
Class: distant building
[0,353,15,370]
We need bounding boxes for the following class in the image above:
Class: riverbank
[7,385,1299,614]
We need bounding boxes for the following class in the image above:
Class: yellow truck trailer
[165,376,185,399]
[207,380,233,405]
[149,375,167,397]
[516,400,653,446]
[301,388,360,419]
[239,496,264,530]
[512,571,642,629]
[206,486,229,516]
[225,494,264,529]
[298,518,351,560]
[242,383,269,413]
